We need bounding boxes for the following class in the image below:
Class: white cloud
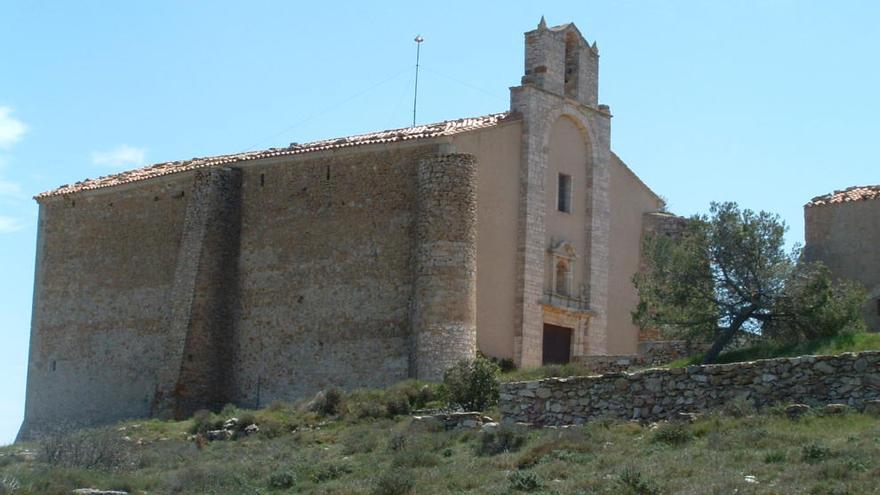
[0,216,23,234]
[91,145,146,168]
[0,107,26,150]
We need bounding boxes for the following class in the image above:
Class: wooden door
[542,324,572,365]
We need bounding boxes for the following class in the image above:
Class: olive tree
[634,201,864,364]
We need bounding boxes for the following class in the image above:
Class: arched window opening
[555,260,571,296]
[564,32,579,96]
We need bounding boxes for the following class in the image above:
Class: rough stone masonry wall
[20,177,190,439]
[573,340,693,374]
[805,200,880,332]
[158,168,242,419]
[412,154,478,380]
[231,144,472,407]
[500,351,880,426]
[21,142,480,438]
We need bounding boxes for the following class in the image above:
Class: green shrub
[480,352,516,373]
[161,462,251,493]
[341,428,380,455]
[189,409,222,434]
[388,380,440,411]
[256,417,286,439]
[475,425,528,456]
[802,442,833,464]
[650,422,692,446]
[387,432,407,452]
[350,400,387,420]
[508,470,541,491]
[414,384,439,409]
[617,468,661,495]
[310,462,352,483]
[722,396,756,418]
[309,388,344,416]
[220,403,240,418]
[37,428,132,471]
[384,392,411,417]
[267,470,296,490]
[764,450,787,463]
[516,429,592,468]
[442,356,500,411]
[371,469,414,495]
[266,400,288,413]
[0,475,21,494]
[392,449,440,468]
[236,411,257,430]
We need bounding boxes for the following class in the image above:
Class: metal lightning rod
[412,35,424,127]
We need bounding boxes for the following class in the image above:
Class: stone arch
[539,105,599,167]
[542,108,598,301]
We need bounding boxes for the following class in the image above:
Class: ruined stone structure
[500,351,880,425]
[19,19,669,439]
[804,186,880,332]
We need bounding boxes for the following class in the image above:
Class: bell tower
[520,17,599,108]
[510,18,612,367]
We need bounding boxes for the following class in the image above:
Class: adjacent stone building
[805,185,880,332]
[19,19,668,439]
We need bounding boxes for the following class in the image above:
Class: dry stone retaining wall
[500,351,880,426]
[573,340,693,374]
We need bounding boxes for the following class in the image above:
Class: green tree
[633,201,864,364]
[442,356,500,411]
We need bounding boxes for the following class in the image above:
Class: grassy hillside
[666,332,880,369]
[1,384,879,494]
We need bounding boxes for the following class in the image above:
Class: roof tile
[37,112,512,199]
[807,185,880,207]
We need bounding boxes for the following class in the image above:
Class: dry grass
[2,386,879,494]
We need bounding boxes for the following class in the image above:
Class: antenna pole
[413,35,424,127]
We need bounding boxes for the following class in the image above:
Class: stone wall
[412,154,478,380]
[500,351,880,426]
[160,168,242,419]
[21,176,191,439]
[231,144,467,407]
[21,143,480,439]
[637,340,692,365]
[805,199,880,332]
[572,340,693,374]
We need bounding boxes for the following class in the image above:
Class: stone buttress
[156,167,242,419]
[411,153,478,380]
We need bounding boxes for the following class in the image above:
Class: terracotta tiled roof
[806,185,880,207]
[36,112,513,199]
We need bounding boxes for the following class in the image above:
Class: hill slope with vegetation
[2,375,879,495]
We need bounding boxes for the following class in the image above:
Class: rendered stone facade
[804,186,880,332]
[19,19,669,439]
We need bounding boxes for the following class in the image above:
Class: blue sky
[1,1,877,443]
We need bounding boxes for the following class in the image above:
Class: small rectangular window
[557,173,572,213]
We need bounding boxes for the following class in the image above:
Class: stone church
[805,185,880,332]
[19,19,669,438]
